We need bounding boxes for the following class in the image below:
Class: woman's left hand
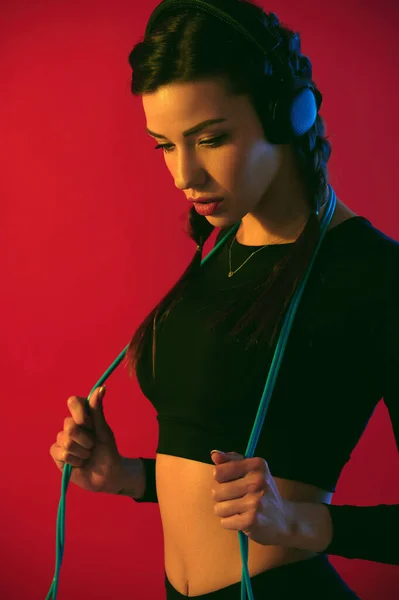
[210,450,292,546]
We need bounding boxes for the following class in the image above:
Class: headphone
[144,0,323,146]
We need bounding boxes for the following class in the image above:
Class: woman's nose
[174,151,208,191]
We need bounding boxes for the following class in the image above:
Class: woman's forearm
[279,500,333,553]
[279,501,399,564]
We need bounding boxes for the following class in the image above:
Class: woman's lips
[191,197,224,203]
[193,199,223,215]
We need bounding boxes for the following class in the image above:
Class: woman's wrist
[278,500,333,553]
[110,456,146,499]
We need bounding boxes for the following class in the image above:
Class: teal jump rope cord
[46,188,335,600]
[46,350,127,600]
[238,188,336,599]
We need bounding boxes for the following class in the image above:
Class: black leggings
[164,555,361,599]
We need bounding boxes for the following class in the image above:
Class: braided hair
[124,0,332,378]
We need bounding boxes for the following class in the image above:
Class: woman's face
[142,77,307,244]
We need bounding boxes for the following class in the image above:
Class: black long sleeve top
[134,215,399,565]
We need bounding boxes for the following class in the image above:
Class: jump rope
[46,1,337,598]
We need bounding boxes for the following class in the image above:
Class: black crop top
[136,216,399,491]
[134,216,399,564]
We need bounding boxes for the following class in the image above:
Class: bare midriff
[156,453,333,597]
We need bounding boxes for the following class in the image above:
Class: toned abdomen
[156,453,332,597]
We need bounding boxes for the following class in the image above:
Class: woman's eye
[154,134,227,154]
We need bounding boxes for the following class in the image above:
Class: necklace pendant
[228,271,234,277]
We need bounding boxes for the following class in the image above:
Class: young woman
[50,1,398,598]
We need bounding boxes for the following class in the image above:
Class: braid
[268,12,332,211]
[214,12,332,349]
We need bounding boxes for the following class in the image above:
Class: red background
[1,0,398,598]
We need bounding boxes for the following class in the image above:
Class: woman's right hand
[49,386,123,494]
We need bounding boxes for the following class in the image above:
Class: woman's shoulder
[353,217,399,270]
[325,216,399,304]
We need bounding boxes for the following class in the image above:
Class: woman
[128,0,399,597]
[50,1,399,598]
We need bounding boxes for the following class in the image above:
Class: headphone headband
[145,0,281,63]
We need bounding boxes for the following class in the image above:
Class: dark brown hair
[124,0,332,378]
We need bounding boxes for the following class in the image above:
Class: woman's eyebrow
[146,118,228,139]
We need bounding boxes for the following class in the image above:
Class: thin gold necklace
[228,218,308,278]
